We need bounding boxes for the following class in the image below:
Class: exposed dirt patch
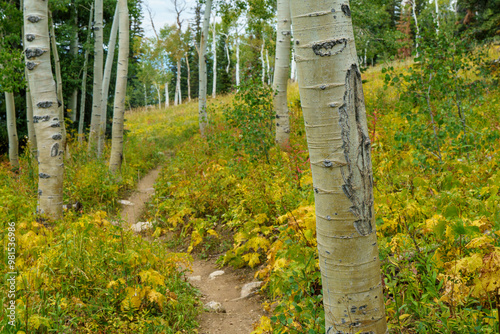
[119,167,263,334]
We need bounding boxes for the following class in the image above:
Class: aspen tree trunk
[236,35,240,87]
[23,16,37,152]
[88,0,104,155]
[435,0,440,33]
[109,0,128,174]
[26,81,37,152]
[290,53,297,81]
[69,3,78,122]
[5,92,20,168]
[260,41,265,84]
[165,82,169,107]
[175,59,181,105]
[225,36,230,73]
[78,4,93,143]
[290,1,387,332]
[211,14,217,99]
[155,84,161,109]
[411,0,420,57]
[24,0,65,219]
[273,0,291,150]
[100,3,119,154]
[266,49,271,85]
[49,11,66,143]
[185,53,191,102]
[198,0,212,136]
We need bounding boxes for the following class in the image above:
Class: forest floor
[119,165,263,333]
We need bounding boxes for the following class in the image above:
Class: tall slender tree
[109,0,129,173]
[88,0,104,155]
[4,92,19,168]
[78,3,93,143]
[273,0,291,150]
[198,0,212,136]
[24,0,65,219]
[290,1,387,332]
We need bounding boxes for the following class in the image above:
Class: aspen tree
[100,3,119,150]
[211,11,217,98]
[290,1,387,332]
[4,92,20,168]
[24,0,65,219]
[185,53,191,102]
[78,4,93,143]
[68,2,78,122]
[49,11,66,148]
[273,0,291,150]
[109,0,129,173]
[198,0,212,136]
[88,0,104,155]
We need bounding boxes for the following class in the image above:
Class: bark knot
[26,34,36,42]
[312,39,347,57]
[341,4,351,17]
[27,16,42,23]
[26,48,46,59]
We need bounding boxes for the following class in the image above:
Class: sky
[141,0,198,38]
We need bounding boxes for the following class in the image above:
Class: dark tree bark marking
[338,64,373,236]
[312,39,347,57]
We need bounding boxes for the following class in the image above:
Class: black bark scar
[312,39,347,57]
[338,64,373,236]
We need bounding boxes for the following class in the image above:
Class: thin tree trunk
[88,0,104,155]
[144,83,148,109]
[236,35,240,87]
[266,49,271,85]
[211,13,217,99]
[290,53,297,81]
[185,53,191,102]
[25,0,65,219]
[198,0,212,136]
[175,59,181,105]
[165,82,169,107]
[290,1,387,332]
[273,0,291,150]
[49,11,66,145]
[156,84,161,109]
[261,40,265,84]
[5,92,20,169]
[225,36,230,73]
[69,3,79,122]
[412,0,420,57]
[78,4,93,143]
[109,0,129,174]
[100,3,119,154]
[435,0,440,34]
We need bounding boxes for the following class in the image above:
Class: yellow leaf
[242,252,261,268]
[399,314,411,321]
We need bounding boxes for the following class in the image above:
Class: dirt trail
[119,167,263,334]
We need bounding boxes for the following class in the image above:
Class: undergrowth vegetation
[145,45,500,333]
[2,47,500,333]
[0,104,200,333]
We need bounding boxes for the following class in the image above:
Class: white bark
[49,11,66,144]
[175,59,181,105]
[109,0,129,173]
[260,40,265,84]
[266,49,271,85]
[236,35,240,87]
[435,0,440,34]
[69,3,78,122]
[88,0,104,155]
[165,82,169,107]
[411,0,420,57]
[273,0,291,150]
[290,1,387,332]
[185,53,191,102]
[24,0,65,219]
[198,0,212,136]
[5,92,20,168]
[211,13,217,99]
[23,19,37,152]
[100,3,119,153]
[78,4,93,143]
[290,53,297,81]
[155,83,161,109]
